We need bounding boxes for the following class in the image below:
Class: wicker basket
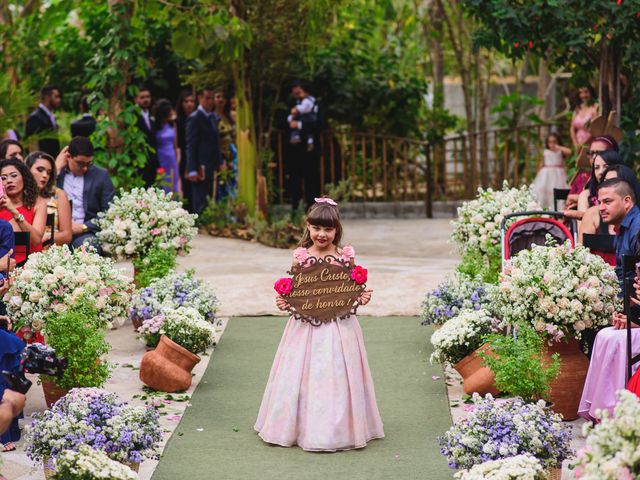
[546,467,562,480]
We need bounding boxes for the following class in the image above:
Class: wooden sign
[283,256,366,326]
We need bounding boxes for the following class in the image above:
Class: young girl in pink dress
[254,198,385,451]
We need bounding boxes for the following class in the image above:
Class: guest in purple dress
[154,99,180,194]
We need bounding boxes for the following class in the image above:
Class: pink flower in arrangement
[350,265,368,285]
[151,228,162,236]
[274,277,293,296]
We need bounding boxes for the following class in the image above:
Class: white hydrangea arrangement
[140,307,216,354]
[51,445,138,480]
[572,390,640,479]
[4,245,132,332]
[454,454,546,480]
[96,187,197,259]
[430,309,495,365]
[493,241,619,341]
[451,182,540,257]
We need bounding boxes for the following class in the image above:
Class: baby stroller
[500,211,577,271]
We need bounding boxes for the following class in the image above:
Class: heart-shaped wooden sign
[284,255,367,326]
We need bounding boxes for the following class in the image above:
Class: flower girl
[254,198,384,451]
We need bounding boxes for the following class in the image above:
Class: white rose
[19,270,33,282]
[53,266,66,279]
[10,296,22,308]
[116,230,127,239]
[53,303,67,313]
[76,272,88,284]
[124,243,136,255]
[42,273,57,286]
[28,291,42,302]
[575,320,586,331]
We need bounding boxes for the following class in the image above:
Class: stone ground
[1,218,584,479]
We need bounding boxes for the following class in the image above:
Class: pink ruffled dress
[255,245,385,451]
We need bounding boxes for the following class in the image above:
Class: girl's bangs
[307,205,340,228]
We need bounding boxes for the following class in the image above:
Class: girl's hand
[276,295,291,312]
[358,288,373,306]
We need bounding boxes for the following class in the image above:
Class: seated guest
[579,178,640,420]
[566,150,623,222]
[0,140,23,162]
[56,137,115,253]
[25,152,72,246]
[0,318,25,452]
[0,159,47,265]
[70,96,97,138]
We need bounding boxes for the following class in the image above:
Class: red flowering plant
[350,265,368,285]
[274,277,293,296]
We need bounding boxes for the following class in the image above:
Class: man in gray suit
[56,137,115,254]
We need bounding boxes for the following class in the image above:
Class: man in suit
[186,87,222,214]
[56,137,115,254]
[25,85,61,158]
[134,87,159,187]
[70,96,97,138]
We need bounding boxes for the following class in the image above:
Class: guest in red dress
[0,158,47,265]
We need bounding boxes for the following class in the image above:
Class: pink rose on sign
[274,277,293,296]
[350,265,368,285]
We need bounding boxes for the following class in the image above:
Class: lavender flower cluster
[421,273,491,326]
[25,388,162,464]
[438,394,572,470]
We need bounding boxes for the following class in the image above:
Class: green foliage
[0,73,35,137]
[457,245,501,285]
[491,92,545,130]
[42,300,111,390]
[480,324,560,403]
[323,179,353,203]
[132,246,177,288]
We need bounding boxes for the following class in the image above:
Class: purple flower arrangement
[439,394,572,470]
[421,273,491,326]
[24,388,162,464]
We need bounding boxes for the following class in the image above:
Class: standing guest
[134,87,160,187]
[25,152,72,246]
[154,99,180,194]
[70,96,97,138]
[186,86,222,214]
[214,89,237,199]
[0,140,23,162]
[568,135,619,209]
[578,179,640,420]
[176,90,196,210]
[56,137,115,254]
[532,133,571,209]
[25,85,61,158]
[570,85,598,149]
[0,158,47,265]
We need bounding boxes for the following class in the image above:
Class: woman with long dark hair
[154,99,180,193]
[0,158,47,265]
[25,151,72,246]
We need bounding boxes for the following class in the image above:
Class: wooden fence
[269,125,553,216]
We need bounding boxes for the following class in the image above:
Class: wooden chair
[623,255,640,382]
[553,188,570,212]
[14,231,30,268]
[43,212,56,247]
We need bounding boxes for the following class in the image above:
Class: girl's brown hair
[298,202,343,248]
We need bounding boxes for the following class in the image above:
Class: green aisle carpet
[152,317,453,480]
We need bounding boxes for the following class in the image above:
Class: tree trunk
[599,42,621,126]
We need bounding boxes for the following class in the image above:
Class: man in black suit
[134,87,159,187]
[56,137,115,254]
[70,96,97,138]
[25,85,61,158]
[186,87,221,214]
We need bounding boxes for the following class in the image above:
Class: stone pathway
[2,218,459,479]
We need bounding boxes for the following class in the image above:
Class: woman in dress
[532,133,571,209]
[25,151,72,246]
[213,90,237,200]
[176,90,196,209]
[154,99,180,194]
[570,85,598,149]
[256,198,384,451]
[0,158,46,265]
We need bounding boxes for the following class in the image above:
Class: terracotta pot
[546,467,562,480]
[131,317,143,330]
[453,343,500,396]
[41,379,70,408]
[543,336,589,421]
[139,335,200,392]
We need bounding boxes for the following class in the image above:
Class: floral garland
[25,388,161,464]
[96,187,197,259]
[4,245,132,332]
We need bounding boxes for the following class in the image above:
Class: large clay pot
[41,379,69,408]
[453,343,500,396]
[139,335,200,392]
[543,336,589,421]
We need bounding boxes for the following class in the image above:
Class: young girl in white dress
[532,133,572,209]
[254,197,385,451]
